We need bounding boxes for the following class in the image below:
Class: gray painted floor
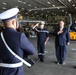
[24,36,76,75]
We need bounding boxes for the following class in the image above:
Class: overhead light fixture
[52,5,55,7]
[26,13,28,14]
[35,7,37,8]
[54,14,56,15]
[18,0,22,3]
[57,7,60,9]
[47,2,50,4]
[68,0,72,2]
[46,15,48,17]
[3,2,7,5]
[33,16,35,18]
[29,10,31,12]
[41,8,43,10]
[23,2,26,4]
[21,8,24,10]
[28,4,31,6]
[15,6,18,8]
[52,13,54,14]
[68,14,71,16]
[62,10,64,12]
[73,4,75,7]
[2,7,6,9]
[65,12,67,14]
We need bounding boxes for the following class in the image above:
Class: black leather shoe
[40,59,44,62]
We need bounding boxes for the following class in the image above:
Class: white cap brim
[0,8,19,20]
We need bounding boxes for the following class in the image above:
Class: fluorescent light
[41,8,43,10]
[62,10,64,12]
[29,10,31,11]
[52,13,54,14]
[3,2,7,5]
[52,5,55,7]
[28,4,31,6]
[57,7,60,9]
[73,4,75,7]
[47,2,50,4]
[26,13,28,14]
[2,7,6,9]
[23,2,26,4]
[46,15,48,17]
[35,11,37,13]
[35,7,37,8]
[15,6,18,8]
[21,8,24,10]
[68,0,71,2]
[18,0,22,2]
[54,14,56,15]
[65,12,67,14]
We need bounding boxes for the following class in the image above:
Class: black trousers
[55,44,67,64]
[37,43,45,60]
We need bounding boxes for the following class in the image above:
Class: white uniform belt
[0,62,23,68]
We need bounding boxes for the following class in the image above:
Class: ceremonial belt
[0,62,23,68]
[0,32,31,68]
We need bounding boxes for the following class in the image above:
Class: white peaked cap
[0,8,19,20]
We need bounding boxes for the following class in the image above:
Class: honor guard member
[54,21,70,65]
[32,22,49,62]
[0,8,36,75]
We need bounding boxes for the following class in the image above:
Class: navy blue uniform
[55,27,70,64]
[0,28,36,75]
[70,23,76,31]
[33,28,49,61]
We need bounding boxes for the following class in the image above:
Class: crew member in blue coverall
[32,22,49,62]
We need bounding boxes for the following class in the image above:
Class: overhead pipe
[58,0,67,7]
[28,6,65,11]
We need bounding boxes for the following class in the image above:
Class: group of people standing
[0,7,70,75]
[32,21,70,65]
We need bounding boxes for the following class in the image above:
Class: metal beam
[29,6,66,11]
[58,0,67,7]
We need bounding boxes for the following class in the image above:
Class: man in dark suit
[0,8,36,75]
[55,21,70,65]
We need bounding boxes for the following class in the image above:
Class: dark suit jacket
[0,27,36,75]
[55,27,70,46]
